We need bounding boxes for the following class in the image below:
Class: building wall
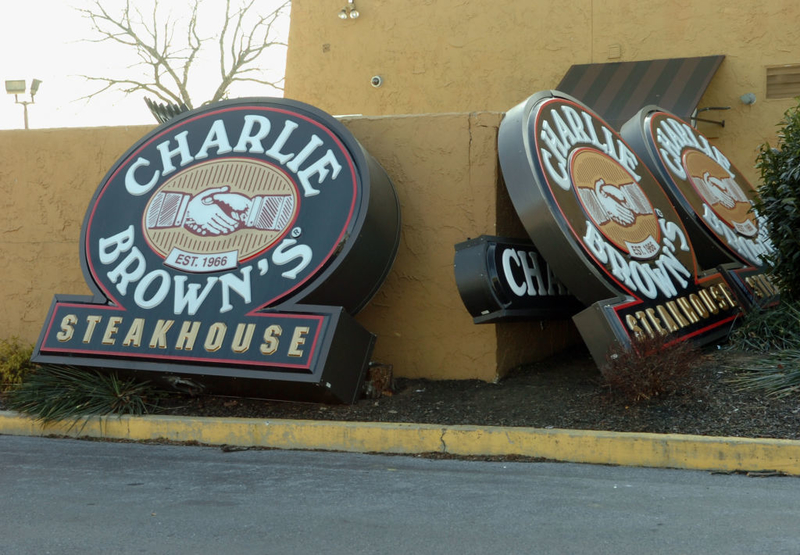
[285,0,800,184]
[0,126,153,343]
[0,116,574,382]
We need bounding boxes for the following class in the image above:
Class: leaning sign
[33,98,401,403]
[491,90,775,366]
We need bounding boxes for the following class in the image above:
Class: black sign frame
[33,97,401,403]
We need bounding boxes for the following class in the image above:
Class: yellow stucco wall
[0,115,571,382]
[1,126,153,340]
[285,0,800,185]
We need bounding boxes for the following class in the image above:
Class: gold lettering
[708,285,729,311]
[122,318,145,347]
[676,297,700,324]
[260,325,282,355]
[750,274,777,298]
[665,300,690,327]
[634,311,655,338]
[231,323,256,354]
[288,326,310,357]
[697,288,719,314]
[745,276,764,298]
[625,314,646,341]
[656,304,681,332]
[757,274,777,296]
[761,273,780,295]
[56,314,78,342]
[644,308,667,336]
[204,322,227,352]
[102,316,123,345]
[718,282,738,308]
[149,319,174,349]
[689,293,709,319]
[83,315,102,343]
[175,321,201,351]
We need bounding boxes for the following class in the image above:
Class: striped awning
[556,55,725,130]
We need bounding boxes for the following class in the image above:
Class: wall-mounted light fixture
[5,78,42,129]
[740,93,757,105]
[338,0,359,20]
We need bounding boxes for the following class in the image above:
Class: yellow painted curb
[2,410,800,475]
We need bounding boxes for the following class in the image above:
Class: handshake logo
[147,185,296,237]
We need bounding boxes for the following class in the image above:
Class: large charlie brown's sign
[490,91,776,366]
[33,98,401,403]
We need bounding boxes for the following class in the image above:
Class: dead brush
[600,334,702,404]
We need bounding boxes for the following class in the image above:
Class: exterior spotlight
[4,78,42,129]
[30,79,42,97]
[338,0,359,20]
[5,80,26,94]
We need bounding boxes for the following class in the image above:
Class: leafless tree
[77,0,290,109]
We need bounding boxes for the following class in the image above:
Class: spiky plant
[727,300,800,353]
[4,365,161,428]
[725,300,800,396]
[729,350,800,397]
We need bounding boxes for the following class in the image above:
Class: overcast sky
[0,0,289,130]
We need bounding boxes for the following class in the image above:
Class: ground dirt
[149,347,800,440]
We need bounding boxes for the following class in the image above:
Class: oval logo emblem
[81,98,400,316]
[682,149,757,238]
[622,109,772,267]
[142,158,299,268]
[571,148,661,260]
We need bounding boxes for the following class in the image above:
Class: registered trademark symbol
[291,227,302,238]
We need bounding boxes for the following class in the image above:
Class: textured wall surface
[0,115,570,381]
[285,0,800,184]
[0,126,153,344]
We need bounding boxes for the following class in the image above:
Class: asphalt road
[1,435,799,555]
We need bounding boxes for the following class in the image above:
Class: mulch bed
[148,347,800,440]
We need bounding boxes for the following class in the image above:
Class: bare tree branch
[77,0,289,109]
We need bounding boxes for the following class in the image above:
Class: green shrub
[3,365,161,426]
[755,100,800,300]
[600,335,701,404]
[0,338,36,392]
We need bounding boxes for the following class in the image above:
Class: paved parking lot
[2,435,800,554]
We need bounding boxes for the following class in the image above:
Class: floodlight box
[5,80,26,94]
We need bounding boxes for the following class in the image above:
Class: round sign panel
[498,91,699,307]
[81,98,401,318]
[621,108,772,268]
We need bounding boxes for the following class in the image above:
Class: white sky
[0,0,290,130]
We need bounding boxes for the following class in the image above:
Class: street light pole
[13,94,32,129]
[5,79,41,129]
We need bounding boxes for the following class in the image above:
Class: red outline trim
[608,272,740,345]
[41,302,325,371]
[85,105,359,312]
[648,112,758,267]
[533,98,700,301]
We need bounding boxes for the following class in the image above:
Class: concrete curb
[2,410,800,474]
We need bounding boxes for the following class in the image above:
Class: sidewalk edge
[2,411,798,474]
